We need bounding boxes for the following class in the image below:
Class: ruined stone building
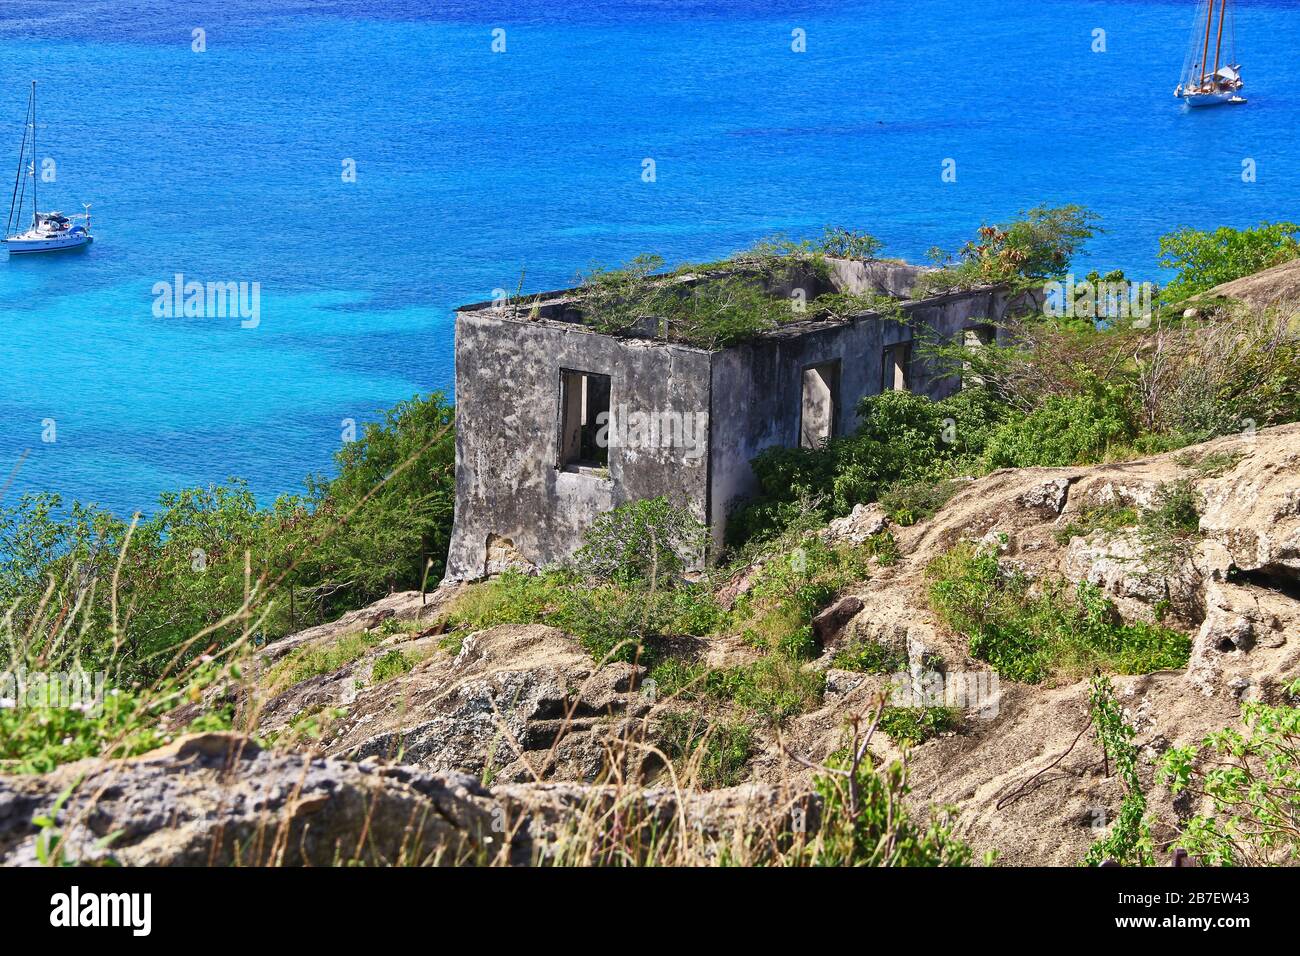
[445,257,1011,580]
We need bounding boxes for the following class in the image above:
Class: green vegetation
[443,498,721,664]
[805,714,975,866]
[5,210,1300,866]
[926,543,1190,684]
[0,670,232,774]
[570,227,900,349]
[371,648,417,683]
[919,204,1100,293]
[1054,501,1139,545]
[725,212,1300,551]
[0,393,455,689]
[1176,448,1244,478]
[1160,679,1300,865]
[878,706,958,746]
[832,638,907,675]
[659,710,754,790]
[264,630,384,694]
[1083,674,1154,866]
[1135,478,1202,575]
[1158,221,1300,300]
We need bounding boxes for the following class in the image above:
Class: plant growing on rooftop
[916,205,1100,295]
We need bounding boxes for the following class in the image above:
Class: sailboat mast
[6,85,31,236]
[28,80,34,226]
[1212,0,1228,80]
[1199,0,1215,85]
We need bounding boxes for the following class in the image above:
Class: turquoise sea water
[1,0,1296,517]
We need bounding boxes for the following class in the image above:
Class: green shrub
[0,677,233,774]
[0,393,456,689]
[809,756,973,866]
[441,570,568,633]
[832,638,907,674]
[879,707,959,746]
[1158,221,1300,300]
[730,388,1002,546]
[573,496,709,584]
[265,630,384,692]
[1054,501,1139,545]
[926,543,1190,684]
[701,657,825,726]
[371,649,416,683]
[1160,679,1300,865]
[917,205,1099,293]
[879,479,961,526]
[981,384,1137,469]
[1083,675,1154,866]
[659,710,754,789]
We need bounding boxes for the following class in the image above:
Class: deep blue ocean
[0,0,1295,518]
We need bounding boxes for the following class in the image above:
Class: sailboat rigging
[1175,0,1245,106]
[4,81,94,254]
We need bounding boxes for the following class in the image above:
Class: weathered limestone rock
[1062,531,1203,623]
[0,734,497,867]
[260,624,654,784]
[0,733,817,867]
[812,595,865,646]
[1018,477,1071,516]
[824,502,890,544]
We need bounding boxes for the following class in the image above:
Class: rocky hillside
[3,425,1295,866]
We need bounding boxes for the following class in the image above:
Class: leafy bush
[1158,221,1300,300]
[442,499,717,665]
[264,630,384,693]
[1083,675,1154,866]
[732,537,870,659]
[0,393,456,688]
[730,388,1002,545]
[0,675,232,774]
[926,543,1191,684]
[371,649,416,683]
[832,638,907,675]
[878,479,961,526]
[981,383,1137,468]
[809,753,973,866]
[659,710,754,789]
[878,706,958,746]
[573,496,709,584]
[918,205,1099,293]
[1160,680,1300,865]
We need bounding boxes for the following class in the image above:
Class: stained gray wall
[448,283,1011,578]
[446,312,713,580]
[707,287,1007,539]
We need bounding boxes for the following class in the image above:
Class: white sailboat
[1174,0,1245,107]
[4,82,94,255]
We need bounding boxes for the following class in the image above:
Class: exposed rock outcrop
[771,424,1300,864]
[0,733,813,867]
[257,623,655,784]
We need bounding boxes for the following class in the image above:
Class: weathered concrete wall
[446,313,714,580]
[707,287,1008,538]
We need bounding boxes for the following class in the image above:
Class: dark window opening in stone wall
[961,324,994,387]
[881,341,911,393]
[559,369,611,471]
[800,359,840,449]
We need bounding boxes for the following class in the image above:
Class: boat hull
[1180,90,1245,107]
[4,233,92,254]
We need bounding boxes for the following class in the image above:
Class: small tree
[572,496,708,585]
[1160,680,1300,865]
[1157,221,1300,300]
